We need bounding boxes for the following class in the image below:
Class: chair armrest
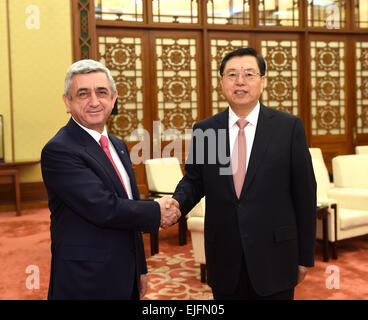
[187,217,204,232]
[327,188,368,210]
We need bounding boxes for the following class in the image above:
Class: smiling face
[63,72,117,133]
[220,55,265,117]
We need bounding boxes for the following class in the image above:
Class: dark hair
[219,48,266,77]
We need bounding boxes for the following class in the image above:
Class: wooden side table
[0,160,40,216]
[0,169,20,216]
[317,204,331,262]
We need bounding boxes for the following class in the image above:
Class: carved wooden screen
[260,37,299,116]
[310,39,346,137]
[209,35,250,115]
[356,40,368,135]
[98,32,145,141]
[153,32,201,138]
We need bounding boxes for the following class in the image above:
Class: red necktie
[232,119,249,199]
[99,135,128,195]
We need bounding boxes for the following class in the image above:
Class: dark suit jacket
[173,104,317,296]
[41,118,160,299]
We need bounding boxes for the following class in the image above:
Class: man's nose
[89,91,100,106]
[235,73,246,84]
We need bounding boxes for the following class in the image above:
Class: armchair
[325,155,368,257]
[187,197,206,282]
[144,157,188,249]
[355,145,368,155]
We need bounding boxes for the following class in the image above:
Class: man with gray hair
[41,59,180,299]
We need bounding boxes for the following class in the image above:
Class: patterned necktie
[232,119,249,199]
[99,135,127,194]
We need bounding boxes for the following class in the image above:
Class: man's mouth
[234,90,248,95]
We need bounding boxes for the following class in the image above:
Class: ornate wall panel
[210,38,249,115]
[73,0,96,60]
[356,41,368,134]
[310,40,346,136]
[155,37,199,137]
[261,40,299,115]
[98,35,144,141]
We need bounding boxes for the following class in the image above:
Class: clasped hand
[157,196,181,229]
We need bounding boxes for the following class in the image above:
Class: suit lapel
[109,135,140,200]
[214,108,238,198]
[239,104,275,199]
[65,119,128,198]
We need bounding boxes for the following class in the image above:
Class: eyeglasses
[223,70,263,82]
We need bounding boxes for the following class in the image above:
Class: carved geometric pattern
[152,0,199,23]
[356,41,368,134]
[78,0,92,59]
[156,38,198,135]
[210,38,249,115]
[261,40,299,115]
[98,36,143,141]
[310,41,345,136]
[207,0,250,25]
[259,0,299,27]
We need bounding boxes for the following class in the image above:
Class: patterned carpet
[1,208,368,300]
[144,247,213,300]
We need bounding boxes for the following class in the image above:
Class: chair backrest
[311,158,331,199]
[355,146,368,155]
[309,148,324,163]
[332,155,368,189]
[144,157,183,194]
[188,197,206,218]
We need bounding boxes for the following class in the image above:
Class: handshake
[157,196,181,229]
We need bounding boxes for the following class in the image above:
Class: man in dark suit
[172,48,316,299]
[41,59,180,300]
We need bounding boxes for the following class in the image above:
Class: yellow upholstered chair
[144,157,188,249]
[187,197,206,282]
[324,155,368,258]
[355,145,368,155]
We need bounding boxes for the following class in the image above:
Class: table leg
[322,212,329,262]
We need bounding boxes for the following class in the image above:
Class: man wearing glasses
[173,48,316,300]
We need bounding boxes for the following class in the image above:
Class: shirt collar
[72,117,108,144]
[229,101,260,129]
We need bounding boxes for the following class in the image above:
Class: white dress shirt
[228,102,260,167]
[72,118,133,200]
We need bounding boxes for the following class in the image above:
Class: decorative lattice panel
[155,37,198,136]
[210,38,249,115]
[261,40,299,115]
[98,36,143,141]
[310,40,346,136]
[78,0,94,59]
[356,41,368,134]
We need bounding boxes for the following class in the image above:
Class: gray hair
[64,59,117,99]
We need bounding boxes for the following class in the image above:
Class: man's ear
[62,94,71,113]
